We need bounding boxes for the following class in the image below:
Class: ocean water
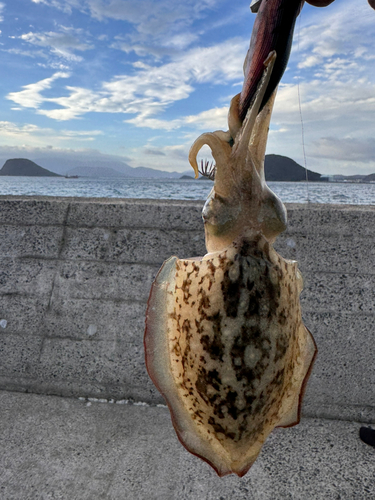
[0,176,374,205]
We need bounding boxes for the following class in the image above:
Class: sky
[0,0,374,175]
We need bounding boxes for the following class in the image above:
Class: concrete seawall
[0,196,374,423]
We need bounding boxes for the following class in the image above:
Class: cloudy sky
[0,0,374,175]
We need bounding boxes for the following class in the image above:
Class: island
[264,154,321,182]
[0,159,62,177]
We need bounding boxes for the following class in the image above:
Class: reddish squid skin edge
[143,262,236,477]
[144,275,260,478]
[144,258,318,477]
[277,327,318,429]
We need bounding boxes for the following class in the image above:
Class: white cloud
[143,147,166,156]
[4,47,48,59]
[297,0,375,65]
[137,142,190,165]
[30,0,77,14]
[274,75,375,125]
[0,3,5,22]
[269,73,375,173]
[0,120,102,146]
[0,121,42,136]
[309,137,375,163]
[59,129,103,138]
[19,27,93,61]
[297,55,322,69]
[6,37,245,121]
[125,114,182,131]
[30,0,219,58]
[30,0,215,30]
[163,144,190,161]
[111,35,199,60]
[184,106,228,130]
[126,105,230,132]
[6,72,70,109]
[38,61,70,70]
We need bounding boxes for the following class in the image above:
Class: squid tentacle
[188,131,232,180]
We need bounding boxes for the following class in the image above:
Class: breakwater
[0,196,374,422]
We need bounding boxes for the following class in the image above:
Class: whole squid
[143,0,344,477]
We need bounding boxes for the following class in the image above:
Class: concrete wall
[0,196,374,422]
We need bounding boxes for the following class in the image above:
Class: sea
[0,176,374,205]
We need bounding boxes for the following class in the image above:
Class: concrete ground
[1,390,374,500]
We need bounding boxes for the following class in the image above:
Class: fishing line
[297,7,310,203]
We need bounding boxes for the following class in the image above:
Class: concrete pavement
[1,390,374,500]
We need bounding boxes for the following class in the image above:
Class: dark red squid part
[305,0,335,6]
[239,0,304,121]
[239,0,339,120]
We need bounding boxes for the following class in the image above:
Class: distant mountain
[32,157,135,177]
[341,174,367,181]
[0,158,62,177]
[321,173,375,183]
[129,166,183,178]
[66,164,187,178]
[66,166,129,178]
[33,155,185,178]
[264,155,321,182]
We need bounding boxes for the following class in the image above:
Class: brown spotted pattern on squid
[166,235,306,454]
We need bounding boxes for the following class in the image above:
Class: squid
[143,0,329,478]
[145,52,316,476]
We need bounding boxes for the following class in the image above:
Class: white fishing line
[297,8,310,203]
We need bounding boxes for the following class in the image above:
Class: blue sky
[0,0,374,175]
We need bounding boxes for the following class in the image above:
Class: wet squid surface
[146,234,315,476]
[144,53,317,477]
